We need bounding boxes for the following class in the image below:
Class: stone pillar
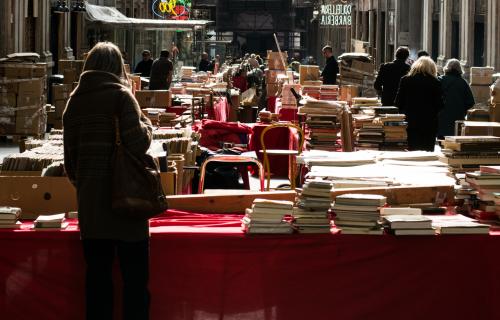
[422,0,433,53]
[0,1,13,57]
[56,11,74,61]
[485,0,500,70]
[36,0,54,71]
[459,0,474,77]
[437,0,452,67]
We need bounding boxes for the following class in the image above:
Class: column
[0,1,13,57]
[376,4,383,65]
[437,0,452,67]
[459,0,474,77]
[36,0,54,70]
[485,0,500,70]
[422,0,433,53]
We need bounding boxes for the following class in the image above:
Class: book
[0,221,22,229]
[34,213,66,228]
[380,207,422,216]
[427,215,490,235]
[392,228,435,236]
[340,227,384,235]
[383,215,432,229]
[480,166,500,174]
[332,204,381,212]
[334,193,387,206]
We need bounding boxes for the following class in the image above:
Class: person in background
[417,50,430,58]
[395,57,444,151]
[199,52,211,72]
[320,45,339,85]
[232,68,248,92]
[248,54,260,69]
[171,42,179,61]
[134,50,153,77]
[437,58,475,138]
[213,54,221,74]
[374,46,411,106]
[63,42,153,320]
[149,49,173,90]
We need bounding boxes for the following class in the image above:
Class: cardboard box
[351,60,374,74]
[470,84,491,104]
[491,80,500,104]
[490,104,500,122]
[17,64,34,79]
[16,106,46,135]
[461,121,500,136]
[265,69,287,84]
[0,176,77,219]
[17,94,43,108]
[54,99,67,117]
[18,78,44,96]
[33,63,48,78]
[135,90,171,108]
[299,65,320,85]
[470,67,494,85]
[0,105,16,116]
[266,83,280,97]
[0,92,16,106]
[0,80,19,94]
[52,83,72,102]
[47,110,63,129]
[0,63,19,79]
[0,116,16,134]
[63,69,78,84]
[59,59,76,72]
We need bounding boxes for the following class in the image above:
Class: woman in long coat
[437,58,475,138]
[395,57,444,151]
[63,42,152,320]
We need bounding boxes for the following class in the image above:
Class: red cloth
[249,123,298,177]
[2,212,500,320]
[207,97,229,122]
[267,96,277,113]
[195,120,252,151]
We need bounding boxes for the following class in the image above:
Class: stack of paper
[242,199,293,234]
[294,179,332,233]
[428,214,490,235]
[381,207,435,235]
[333,194,387,234]
[0,207,22,229]
[34,213,68,230]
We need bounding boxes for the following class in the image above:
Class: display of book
[333,193,387,234]
[242,199,294,234]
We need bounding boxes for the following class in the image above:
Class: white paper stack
[381,207,435,235]
[242,199,293,234]
[333,194,387,235]
[34,213,68,230]
[0,207,22,229]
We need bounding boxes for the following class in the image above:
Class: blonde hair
[83,42,129,86]
[408,56,437,78]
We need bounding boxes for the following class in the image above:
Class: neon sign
[320,1,352,27]
[152,0,191,20]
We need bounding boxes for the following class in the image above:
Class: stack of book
[298,100,344,151]
[356,121,384,150]
[242,199,294,234]
[439,136,500,173]
[301,85,321,99]
[0,207,22,229]
[281,84,301,107]
[180,66,196,82]
[381,207,435,235]
[428,214,490,235]
[34,213,68,230]
[378,114,408,150]
[351,97,381,108]
[332,193,387,234]
[294,179,332,233]
[319,85,339,101]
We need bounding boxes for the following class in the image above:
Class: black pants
[82,239,150,320]
[407,128,437,152]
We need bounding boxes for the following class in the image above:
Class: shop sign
[320,1,352,27]
[152,0,191,20]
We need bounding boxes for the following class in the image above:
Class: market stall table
[1,211,500,319]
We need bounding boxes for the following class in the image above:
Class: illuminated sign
[320,1,352,27]
[152,0,191,20]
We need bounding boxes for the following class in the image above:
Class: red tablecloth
[2,212,500,320]
[249,123,298,178]
[275,98,299,122]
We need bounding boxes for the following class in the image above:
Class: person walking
[374,46,411,106]
[320,45,339,85]
[198,52,211,72]
[149,49,173,90]
[63,42,153,320]
[134,50,153,77]
[438,59,475,138]
[395,57,444,151]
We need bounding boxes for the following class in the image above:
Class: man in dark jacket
[134,50,153,77]
[374,46,411,106]
[321,45,339,85]
[199,52,211,72]
[149,50,173,90]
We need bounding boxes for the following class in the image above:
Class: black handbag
[111,113,168,219]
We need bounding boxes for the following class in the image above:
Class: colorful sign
[152,0,191,20]
[320,1,352,27]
